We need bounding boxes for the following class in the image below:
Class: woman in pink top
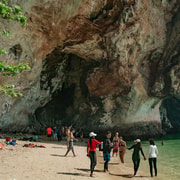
[87,132,102,177]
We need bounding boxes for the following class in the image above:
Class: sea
[125,134,180,180]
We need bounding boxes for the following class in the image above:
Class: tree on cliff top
[0,0,30,97]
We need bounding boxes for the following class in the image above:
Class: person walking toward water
[64,129,78,157]
[103,131,113,172]
[87,132,102,177]
[128,139,146,176]
[148,139,158,177]
[119,136,127,163]
[112,132,119,157]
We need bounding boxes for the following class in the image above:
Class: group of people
[46,126,84,142]
[87,131,158,178]
[112,132,127,164]
[46,126,63,141]
[47,127,158,178]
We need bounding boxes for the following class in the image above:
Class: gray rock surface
[0,0,180,138]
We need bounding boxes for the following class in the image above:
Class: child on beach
[128,139,146,176]
[64,129,78,157]
[103,131,113,172]
[87,132,102,177]
[148,139,158,177]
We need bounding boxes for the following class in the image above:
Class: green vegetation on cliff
[0,0,29,97]
[0,0,27,25]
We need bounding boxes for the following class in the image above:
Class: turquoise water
[156,139,180,180]
[126,136,180,180]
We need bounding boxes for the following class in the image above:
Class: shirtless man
[66,126,71,148]
[64,129,78,157]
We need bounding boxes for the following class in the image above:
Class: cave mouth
[35,84,76,129]
[34,47,99,132]
[160,96,180,133]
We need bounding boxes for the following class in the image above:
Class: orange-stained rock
[0,0,179,137]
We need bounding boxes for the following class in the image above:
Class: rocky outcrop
[0,0,180,138]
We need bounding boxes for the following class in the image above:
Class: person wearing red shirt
[46,127,52,137]
[87,132,102,177]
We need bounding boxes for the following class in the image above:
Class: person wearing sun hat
[87,132,102,177]
[128,138,146,176]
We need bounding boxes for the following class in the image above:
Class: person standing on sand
[119,136,127,163]
[148,139,158,177]
[87,132,102,178]
[64,129,78,157]
[66,126,71,149]
[57,128,62,142]
[46,127,52,140]
[112,132,119,157]
[103,131,113,172]
[128,139,146,176]
[79,128,84,142]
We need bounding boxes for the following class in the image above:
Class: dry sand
[0,137,161,180]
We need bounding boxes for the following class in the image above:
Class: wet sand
[0,137,164,180]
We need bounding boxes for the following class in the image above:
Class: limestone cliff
[0,0,180,138]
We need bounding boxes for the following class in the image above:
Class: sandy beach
[0,137,163,180]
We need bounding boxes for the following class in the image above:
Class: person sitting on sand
[87,132,102,178]
[128,139,146,176]
[64,128,78,157]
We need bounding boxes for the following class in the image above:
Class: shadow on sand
[99,162,120,165]
[109,173,149,178]
[109,173,134,178]
[51,154,65,157]
[75,168,104,173]
[57,172,89,177]
[52,146,65,149]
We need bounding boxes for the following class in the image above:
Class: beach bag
[11,139,16,146]
[99,143,103,151]
[6,137,11,142]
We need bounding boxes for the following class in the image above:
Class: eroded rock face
[0,0,180,138]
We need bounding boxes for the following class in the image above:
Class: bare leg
[64,149,70,156]
[72,150,76,157]
[67,141,69,149]
[119,151,125,163]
